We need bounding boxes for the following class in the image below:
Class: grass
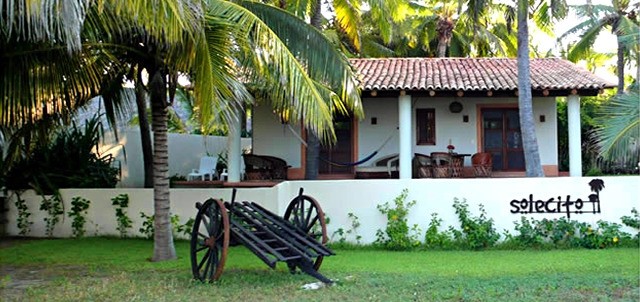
[0,238,639,301]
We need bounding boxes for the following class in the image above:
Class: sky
[541,0,620,81]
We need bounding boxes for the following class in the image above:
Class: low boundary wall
[4,176,639,242]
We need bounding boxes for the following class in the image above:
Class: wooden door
[319,114,353,174]
[482,108,525,171]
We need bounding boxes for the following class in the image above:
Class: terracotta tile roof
[349,57,615,92]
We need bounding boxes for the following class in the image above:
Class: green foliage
[39,192,64,237]
[68,197,91,238]
[111,194,132,238]
[579,220,628,249]
[375,189,421,250]
[331,212,362,244]
[556,96,607,173]
[13,193,32,236]
[621,208,640,231]
[168,174,186,187]
[502,216,637,249]
[424,213,453,249]
[139,212,194,239]
[4,115,119,194]
[450,198,500,249]
[511,216,546,248]
[621,208,640,242]
[139,212,154,239]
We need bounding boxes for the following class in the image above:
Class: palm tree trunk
[616,38,625,93]
[437,39,448,57]
[305,0,323,180]
[135,78,154,188]
[149,69,176,261]
[517,0,544,177]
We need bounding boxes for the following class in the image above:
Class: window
[416,108,435,145]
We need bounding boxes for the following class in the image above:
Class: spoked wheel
[190,199,229,282]
[283,194,328,270]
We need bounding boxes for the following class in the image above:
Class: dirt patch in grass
[0,264,95,301]
[0,237,35,249]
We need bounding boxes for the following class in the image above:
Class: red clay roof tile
[349,57,615,92]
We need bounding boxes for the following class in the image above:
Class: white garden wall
[100,130,251,188]
[6,177,639,242]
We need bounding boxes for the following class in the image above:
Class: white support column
[567,94,582,177]
[398,92,412,179]
[227,107,243,182]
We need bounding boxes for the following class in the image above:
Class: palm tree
[1,0,361,261]
[592,90,640,170]
[514,0,567,177]
[560,0,639,93]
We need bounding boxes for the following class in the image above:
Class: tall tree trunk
[616,38,625,93]
[135,77,154,188]
[437,39,448,57]
[305,0,323,180]
[517,0,544,177]
[149,68,176,261]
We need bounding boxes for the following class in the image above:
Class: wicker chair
[471,152,493,177]
[430,152,452,178]
[242,154,289,180]
[412,153,433,178]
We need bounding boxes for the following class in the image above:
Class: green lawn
[1,238,638,301]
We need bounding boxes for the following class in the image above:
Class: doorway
[481,108,525,171]
[319,114,354,174]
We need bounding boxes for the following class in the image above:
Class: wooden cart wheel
[283,194,328,270]
[190,198,229,282]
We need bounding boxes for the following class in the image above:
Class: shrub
[621,208,640,241]
[69,197,91,238]
[424,213,454,249]
[450,198,500,249]
[40,192,64,237]
[139,212,194,239]
[331,212,362,244]
[4,115,119,194]
[111,194,133,238]
[578,220,629,249]
[375,189,421,250]
[14,193,32,236]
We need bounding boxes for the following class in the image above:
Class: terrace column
[567,94,582,177]
[227,107,243,182]
[398,92,412,179]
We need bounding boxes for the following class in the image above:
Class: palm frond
[210,1,338,141]
[333,0,362,52]
[593,90,640,165]
[236,1,363,118]
[567,19,608,62]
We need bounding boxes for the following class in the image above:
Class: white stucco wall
[358,96,558,167]
[100,130,251,187]
[6,177,639,243]
[252,104,303,167]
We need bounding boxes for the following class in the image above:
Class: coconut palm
[513,0,567,177]
[560,0,639,93]
[592,90,640,170]
[1,0,361,261]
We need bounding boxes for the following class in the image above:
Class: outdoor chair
[430,152,452,178]
[242,154,289,180]
[219,159,245,181]
[412,153,433,178]
[472,152,493,177]
[187,156,218,181]
[354,153,399,178]
[451,155,464,178]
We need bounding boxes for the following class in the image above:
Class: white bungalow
[225,57,614,181]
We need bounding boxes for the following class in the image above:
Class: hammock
[287,124,395,167]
